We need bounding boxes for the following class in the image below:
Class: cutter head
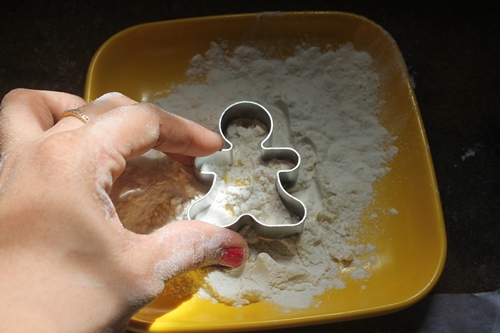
[187,101,307,239]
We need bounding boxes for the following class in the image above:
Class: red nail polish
[219,248,246,268]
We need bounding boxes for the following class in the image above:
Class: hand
[0,89,248,332]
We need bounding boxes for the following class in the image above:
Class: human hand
[0,89,248,332]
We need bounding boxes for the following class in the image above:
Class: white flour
[111,42,397,309]
[196,119,300,227]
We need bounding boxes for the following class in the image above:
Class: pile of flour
[113,41,397,309]
[196,119,300,226]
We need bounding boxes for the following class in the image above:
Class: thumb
[131,220,248,296]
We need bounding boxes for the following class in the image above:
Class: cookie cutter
[187,101,307,239]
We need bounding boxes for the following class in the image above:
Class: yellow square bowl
[85,12,446,332]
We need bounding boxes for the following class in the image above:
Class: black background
[1,1,499,332]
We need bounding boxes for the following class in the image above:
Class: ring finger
[49,92,138,134]
[0,89,85,154]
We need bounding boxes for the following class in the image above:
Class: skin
[0,89,248,332]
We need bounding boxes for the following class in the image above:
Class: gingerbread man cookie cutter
[187,101,307,239]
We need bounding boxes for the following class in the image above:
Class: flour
[111,41,397,309]
[196,119,299,226]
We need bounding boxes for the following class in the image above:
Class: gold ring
[59,109,90,124]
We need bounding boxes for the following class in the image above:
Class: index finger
[84,102,223,162]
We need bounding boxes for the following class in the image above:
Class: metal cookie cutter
[187,101,307,239]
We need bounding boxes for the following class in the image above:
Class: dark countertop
[2,1,499,332]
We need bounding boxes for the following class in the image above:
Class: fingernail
[94,92,123,103]
[219,248,247,268]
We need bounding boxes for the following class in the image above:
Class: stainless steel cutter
[187,101,307,239]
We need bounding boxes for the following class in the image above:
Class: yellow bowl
[85,11,446,333]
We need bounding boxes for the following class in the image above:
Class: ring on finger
[59,109,90,124]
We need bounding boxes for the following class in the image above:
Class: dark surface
[1,1,499,332]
